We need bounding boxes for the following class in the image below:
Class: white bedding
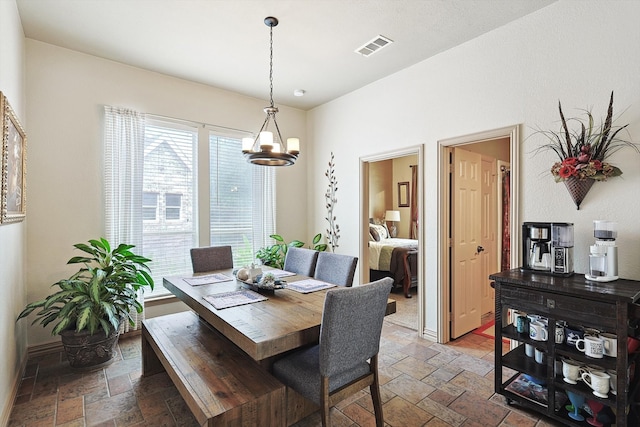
[369,238,418,270]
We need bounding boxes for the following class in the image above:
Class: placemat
[286,279,336,294]
[203,290,267,310]
[184,273,233,286]
[267,268,297,278]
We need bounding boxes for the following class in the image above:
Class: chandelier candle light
[242,17,299,166]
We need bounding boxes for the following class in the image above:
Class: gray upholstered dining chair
[313,252,358,287]
[283,247,319,276]
[272,277,393,427]
[190,245,233,273]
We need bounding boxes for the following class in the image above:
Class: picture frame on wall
[1,92,27,224]
[398,181,409,207]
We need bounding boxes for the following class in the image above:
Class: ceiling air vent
[354,35,394,57]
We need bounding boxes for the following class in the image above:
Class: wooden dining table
[163,268,397,365]
[144,269,396,426]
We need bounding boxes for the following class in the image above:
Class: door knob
[476,246,485,254]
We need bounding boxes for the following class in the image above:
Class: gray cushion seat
[272,277,393,427]
[283,247,319,277]
[313,251,358,287]
[190,245,233,273]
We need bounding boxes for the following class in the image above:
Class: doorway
[438,125,520,342]
[360,145,424,335]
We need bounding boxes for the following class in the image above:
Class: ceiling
[16,0,555,111]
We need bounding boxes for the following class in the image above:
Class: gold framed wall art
[1,92,27,224]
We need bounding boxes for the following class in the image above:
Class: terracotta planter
[60,327,121,369]
[563,177,595,210]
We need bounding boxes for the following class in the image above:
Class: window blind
[209,134,275,267]
[142,122,197,298]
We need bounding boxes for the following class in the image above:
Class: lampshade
[242,17,299,167]
[385,210,401,222]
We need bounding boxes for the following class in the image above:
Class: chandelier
[242,16,299,166]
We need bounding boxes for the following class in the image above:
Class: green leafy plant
[534,91,638,182]
[17,238,154,336]
[255,233,327,269]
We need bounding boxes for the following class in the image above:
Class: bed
[368,223,418,298]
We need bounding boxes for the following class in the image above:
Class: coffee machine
[550,222,574,276]
[522,222,574,276]
[585,220,618,282]
[522,222,552,272]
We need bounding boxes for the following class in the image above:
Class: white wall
[0,0,27,422]
[307,0,640,337]
[24,40,308,346]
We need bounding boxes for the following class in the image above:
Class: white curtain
[104,106,146,332]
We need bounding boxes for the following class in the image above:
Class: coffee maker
[522,222,574,276]
[550,222,574,276]
[585,220,618,282]
[522,222,552,272]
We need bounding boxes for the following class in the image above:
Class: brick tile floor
[9,306,566,427]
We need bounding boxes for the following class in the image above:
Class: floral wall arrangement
[534,91,639,209]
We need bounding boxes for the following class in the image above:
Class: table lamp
[385,210,401,238]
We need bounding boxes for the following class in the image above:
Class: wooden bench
[142,311,285,427]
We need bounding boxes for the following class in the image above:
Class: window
[165,193,182,220]
[142,122,197,298]
[143,192,158,220]
[210,135,256,267]
[105,110,275,300]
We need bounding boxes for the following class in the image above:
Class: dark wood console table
[490,269,640,426]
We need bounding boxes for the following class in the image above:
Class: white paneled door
[451,147,482,339]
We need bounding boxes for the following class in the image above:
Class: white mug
[529,321,548,341]
[562,358,581,384]
[575,335,604,358]
[601,332,617,357]
[607,369,618,395]
[524,343,534,357]
[534,348,545,364]
[582,370,610,398]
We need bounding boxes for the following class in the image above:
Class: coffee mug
[514,311,529,334]
[628,336,640,354]
[579,364,605,378]
[529,321,548,342]
[525,343,534,357]
[582,370,610,398]
[607,369,617,395]
[600,332,617,357]
[554,323,565,344]
[565,325,584,346]
[562,358,581,384]
[534,348,545,364]
[576,335,604,358]
[583,327,601,337]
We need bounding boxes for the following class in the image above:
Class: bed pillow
[370,226,380,242]
[370,224,388,241]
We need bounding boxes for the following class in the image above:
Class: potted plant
[17,238,154,369]
[534,91,638,209]
[256,233,327,269]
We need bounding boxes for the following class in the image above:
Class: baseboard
[1,350,28,427]
[27,339,64,359]
[422,327,437,342]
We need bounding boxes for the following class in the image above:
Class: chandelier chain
[269,25,274,107]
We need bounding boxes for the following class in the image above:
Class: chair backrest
[318,278,393,378]
[190,246,233,273]
[314,252,358,287]
[283,247,319,276]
